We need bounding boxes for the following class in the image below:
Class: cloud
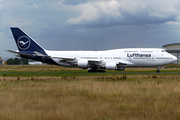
[66,0,121,25]
[61,0,89,5]
[66,0,180,26]
[1,0,180,59]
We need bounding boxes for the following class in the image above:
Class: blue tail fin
[9,27,58,65]
[10,27,46,54]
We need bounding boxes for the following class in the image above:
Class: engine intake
[77,59,89,69]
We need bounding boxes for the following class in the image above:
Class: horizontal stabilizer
[6,50,36,57]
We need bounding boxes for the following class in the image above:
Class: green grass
[0,64,179,77]
[0,69,180,77]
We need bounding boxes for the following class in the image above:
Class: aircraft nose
[172,55,177,62]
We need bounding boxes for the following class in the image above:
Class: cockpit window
[161,50,166,52]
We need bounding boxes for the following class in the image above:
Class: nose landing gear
[156,67,160,73]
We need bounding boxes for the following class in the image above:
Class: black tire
[156,70,160,73]
[97,70,105,73]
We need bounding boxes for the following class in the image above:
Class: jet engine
[106,62,125,71]
[77,59,89,69]
[105,62,117,70]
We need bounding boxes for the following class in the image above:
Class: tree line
[6,58,29,65]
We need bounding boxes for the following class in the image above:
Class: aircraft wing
[51,56,76,60]
[51,56,103,62]
[51,56,103,66]
[88,59,102,62]
[117,59,134,65]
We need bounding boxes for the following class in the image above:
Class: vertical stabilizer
[10,27,45,54]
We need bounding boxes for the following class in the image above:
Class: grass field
[0,65,180,77]
[0,65,180,120]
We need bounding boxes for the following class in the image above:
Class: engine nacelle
[105,62,125,71]
[77,59,89,69]
[106,62,117,70]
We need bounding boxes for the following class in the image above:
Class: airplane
[6,27,177,73]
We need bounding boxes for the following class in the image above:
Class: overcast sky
[1,0,180,58]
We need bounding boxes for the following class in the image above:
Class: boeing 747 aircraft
[7,27,177,73]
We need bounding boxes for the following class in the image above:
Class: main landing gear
[156,67,160,73]
[88,67,105,73]
[88,69,105,73]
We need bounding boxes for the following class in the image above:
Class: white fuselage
[46,48,177,68]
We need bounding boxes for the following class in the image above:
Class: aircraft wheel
[88,70,93,73]
[156,70,160,73]
[88,69,105,73]
[88,69,96,73]
[97,70,105,73]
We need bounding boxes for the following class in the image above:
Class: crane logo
[17,36,31,50]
